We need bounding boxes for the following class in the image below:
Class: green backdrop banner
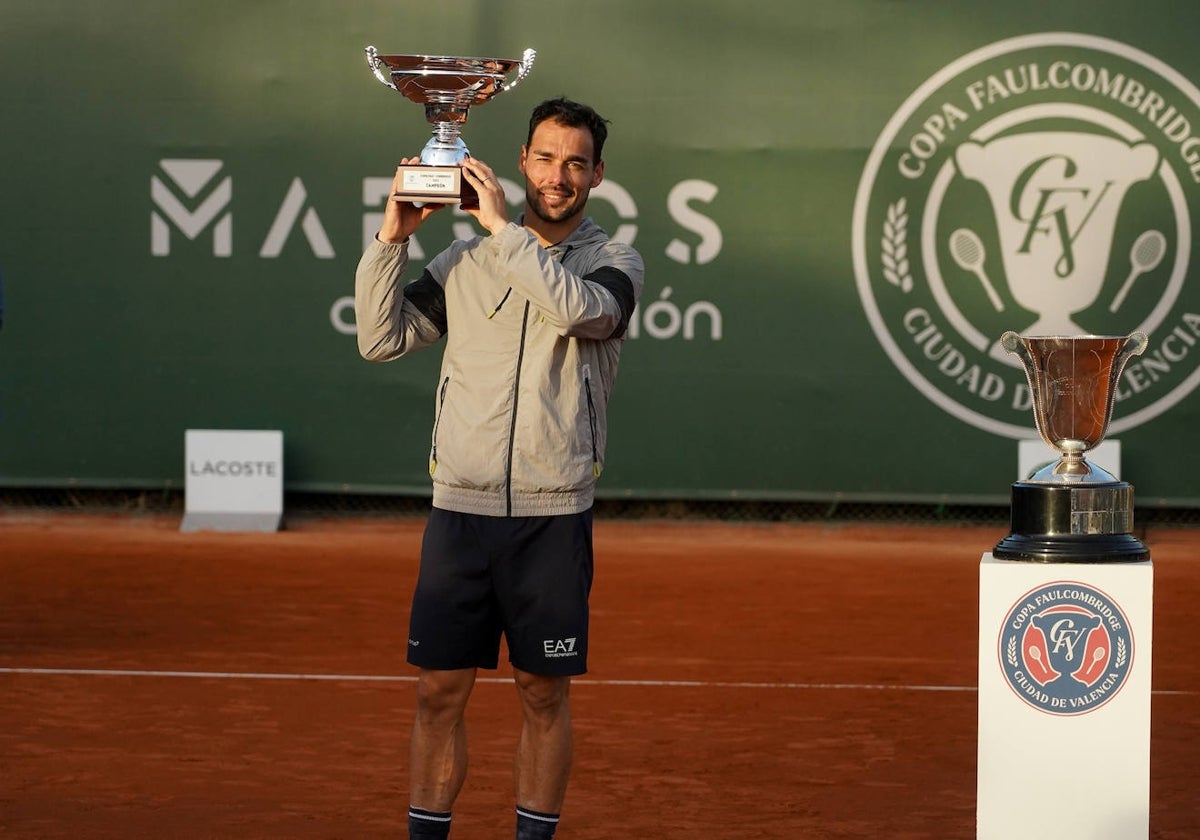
[3,2,1200,505]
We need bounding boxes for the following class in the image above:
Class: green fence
[3,2,1200,506]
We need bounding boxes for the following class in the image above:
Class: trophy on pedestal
[994,331,1150,563]
[365,46,536,206]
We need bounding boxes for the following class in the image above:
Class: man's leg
[409,667,476,837]
[512,668,572,838]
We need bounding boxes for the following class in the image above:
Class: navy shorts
[407,507,594,676]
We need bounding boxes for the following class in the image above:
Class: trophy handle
[365,46,395,90]
[999,330,1033,373]
[1116,332,1149,371]
[501,48,537,92]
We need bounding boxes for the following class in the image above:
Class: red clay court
[1,512,1197,838]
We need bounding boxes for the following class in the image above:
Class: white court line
[0,667,1193,695]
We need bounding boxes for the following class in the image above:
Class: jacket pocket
[582,364,601,478]
[429,372,451,475]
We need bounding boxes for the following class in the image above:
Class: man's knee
[416,668,475,721]
[513,670,571,719]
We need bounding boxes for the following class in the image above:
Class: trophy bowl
[993,331,1150,563]
[365,46,536,205]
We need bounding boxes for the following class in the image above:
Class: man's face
[519,119,605,226]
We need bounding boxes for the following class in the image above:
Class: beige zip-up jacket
[355,217,644,517]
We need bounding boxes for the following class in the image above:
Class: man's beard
[526,184,587,225]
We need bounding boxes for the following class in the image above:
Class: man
[354,98,644,840]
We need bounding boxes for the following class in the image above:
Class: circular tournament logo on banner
[852,33,1200,438]
[998,581,1134,715]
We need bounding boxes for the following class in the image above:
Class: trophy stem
[1055,451,1088,477]
[421,123,469,167]
[433,122,463,146]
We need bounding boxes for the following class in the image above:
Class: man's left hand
[459,157,511,235]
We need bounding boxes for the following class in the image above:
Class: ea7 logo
[150,159,334,259]
[543,638,578,656]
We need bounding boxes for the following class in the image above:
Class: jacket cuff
[372,235,409,253]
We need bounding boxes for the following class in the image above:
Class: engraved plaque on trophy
[365,46,536,206]
[993,331,1150,563]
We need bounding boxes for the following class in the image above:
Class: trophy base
[993,480,1149,563]
[391,164,479,207]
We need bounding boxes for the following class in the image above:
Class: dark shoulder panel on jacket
[584,266,637,340]
[405,269,448,335]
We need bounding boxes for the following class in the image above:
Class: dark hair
[526,97,610,163]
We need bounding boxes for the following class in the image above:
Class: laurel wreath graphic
[1006,635,1018,668]
[1115,637,1128,668]
[881,199,913,293]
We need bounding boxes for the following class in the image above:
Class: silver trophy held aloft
[993,331,1150,563]
[365,46,535,206]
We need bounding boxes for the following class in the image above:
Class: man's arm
[488,225,644,340]
[354,240,446,361]
[354,160,448,361]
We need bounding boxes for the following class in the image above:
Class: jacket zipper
[429,374,450,475]
[504,301,532,516]
[583,364,601,478]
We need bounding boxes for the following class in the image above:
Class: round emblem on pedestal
[998,581,1134,715]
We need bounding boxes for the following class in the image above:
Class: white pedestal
[181,429,284,532]
[978,553,1152,840]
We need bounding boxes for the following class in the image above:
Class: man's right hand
[378,157,444,244]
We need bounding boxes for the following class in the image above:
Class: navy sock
[515,806,560,839]
[409,806,452,839]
